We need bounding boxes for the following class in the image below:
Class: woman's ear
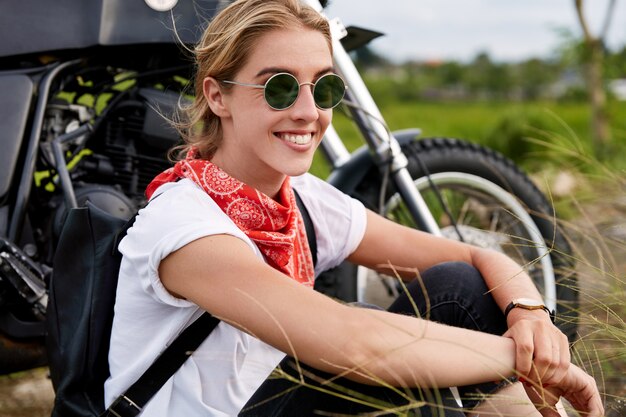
[203,77,231,117]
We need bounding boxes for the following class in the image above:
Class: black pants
[240,262,509,416]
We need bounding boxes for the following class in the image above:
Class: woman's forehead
[242,28,332,78]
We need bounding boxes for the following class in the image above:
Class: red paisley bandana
[146,159,315,286]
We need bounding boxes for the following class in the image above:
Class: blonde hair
[173,0,332,160]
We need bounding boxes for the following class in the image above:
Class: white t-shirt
[104,173,367,416]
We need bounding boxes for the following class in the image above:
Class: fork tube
[319,124,351,169]
[333,42,441,234]
[328,24,388,152]
[393,169,442,235]
[308,1,442,235]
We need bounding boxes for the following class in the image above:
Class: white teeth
[279,133,312,145]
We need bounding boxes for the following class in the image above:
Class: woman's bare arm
[348,210,571,385]
[159,233,518,388]
[349,209,544,304]
[159,233,602,416]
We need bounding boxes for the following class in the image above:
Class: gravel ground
[0,368,53,417]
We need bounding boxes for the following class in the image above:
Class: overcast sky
[323,0,626,63]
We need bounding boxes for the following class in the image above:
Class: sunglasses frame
[221,72,346,111]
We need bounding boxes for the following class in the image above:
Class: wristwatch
[504,298,555,323]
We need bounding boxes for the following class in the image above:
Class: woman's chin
[281,161,313,178]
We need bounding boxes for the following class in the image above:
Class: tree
[465,52,512,99]
[515,58,560,100]
[573,0,618,148]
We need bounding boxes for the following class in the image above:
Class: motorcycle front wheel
[350,137,578,340]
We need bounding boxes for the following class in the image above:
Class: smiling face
[205,27,333,197]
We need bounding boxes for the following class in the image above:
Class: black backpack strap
[106,194,220,417]
[294,189,317,267]
[104,313,220,417]
[106,191,314,417]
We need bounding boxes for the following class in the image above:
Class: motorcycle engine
[49,87,182,238]
[84,87,180,200]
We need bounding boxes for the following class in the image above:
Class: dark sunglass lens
[313,74,345,109]
[265,73,299,109]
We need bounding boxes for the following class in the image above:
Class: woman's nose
[289,83,319,121]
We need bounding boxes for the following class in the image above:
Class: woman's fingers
[505,316,603,417]
[503,324,533,376]
[555,364,605,417]
[530,327,554,380]
[536,329,570,385]
[504,316,570,386]
[560,368,605,417]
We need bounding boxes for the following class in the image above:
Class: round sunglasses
[221,72,346,110]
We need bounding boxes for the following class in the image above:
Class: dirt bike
[307,0,577,340]
[0,0,577,377]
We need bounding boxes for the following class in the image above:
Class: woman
[104,0,603,415]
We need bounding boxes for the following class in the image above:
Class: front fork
[313,6,441,236]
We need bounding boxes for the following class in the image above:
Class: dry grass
[1,144,625,416]
[562,186,626,405]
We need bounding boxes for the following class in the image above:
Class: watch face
[145,0,179,12]
[514,298,545,307]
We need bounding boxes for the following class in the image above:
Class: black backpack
[46,192,317,417]
[47,203,131,416]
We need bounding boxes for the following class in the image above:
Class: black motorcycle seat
[0,0,220,59]
[0,75,33,200]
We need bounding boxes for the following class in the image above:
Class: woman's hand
[522,363,604,417]
[503,308,570,386]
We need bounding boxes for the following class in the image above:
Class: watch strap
[504,300,555,323]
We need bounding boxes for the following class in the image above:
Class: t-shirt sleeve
[291,174,367,275]
[118,180,259,307]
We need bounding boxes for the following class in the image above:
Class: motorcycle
[0,0,576,376]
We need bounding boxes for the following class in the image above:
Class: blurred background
[1,1,625,416]
[314,0,626,176]
[326,0,626,63]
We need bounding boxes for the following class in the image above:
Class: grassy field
[312,99,626,179]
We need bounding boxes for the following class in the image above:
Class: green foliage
[464,52,512,98]
[313,97,626,178]
[606,44,626,79]
[483,108,555,161]
[361,71,423,106]
[513,58,562,100]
